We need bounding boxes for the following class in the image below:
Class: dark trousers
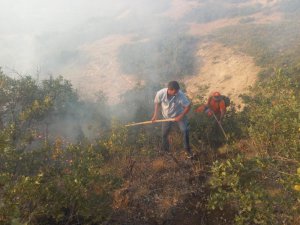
[162,117,191,153]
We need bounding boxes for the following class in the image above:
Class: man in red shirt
[195,91,228,147]
[196,92,226,123]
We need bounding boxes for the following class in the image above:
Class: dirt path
[184,42,261,106]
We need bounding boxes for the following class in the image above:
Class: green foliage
[0,71,112,148]
[209,156,275,225]
[189,85,245,148]
[105,119,160,158]
[190,105,244,148]
[0,71,117,224]
[209,155,300,225]
[0,140,122,225]
[40,75,79,115]
[208,71,300,225]
[0,62,299,224]
[0,73,79,146]
[242,70,299,158]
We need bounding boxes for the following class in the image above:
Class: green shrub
[0,140,122,225]
[242,70,299,159]
[209,155,300,225]
[208,70,300,225]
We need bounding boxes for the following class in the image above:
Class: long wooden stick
[212,112,228,141]
[125,118,175,127]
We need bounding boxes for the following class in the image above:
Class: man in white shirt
[151,81,193,157]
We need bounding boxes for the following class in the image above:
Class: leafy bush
[242,70,299,158]
[209,155,300,225]
[208,70,300,225]
[0,71,120,224]
[0,138,123,225]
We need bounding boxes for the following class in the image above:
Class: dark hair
[168,81,180,90]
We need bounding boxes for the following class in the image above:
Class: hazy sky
[0,0,159,76]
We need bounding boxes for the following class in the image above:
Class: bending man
[152,81,193,157]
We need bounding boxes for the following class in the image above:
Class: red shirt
[208,97,226,115]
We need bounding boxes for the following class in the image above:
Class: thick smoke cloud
[0,0,170,76]
[1,0,298,108]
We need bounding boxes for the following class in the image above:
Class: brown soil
[110,146,236,225]
[184,42,261,107]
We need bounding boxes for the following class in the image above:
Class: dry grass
[109,142,235,225]
[184,42,260,107]
[152,158,167,172]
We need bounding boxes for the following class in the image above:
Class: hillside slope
[184,42,260,106]
[57,0,285,104]
[59,35,137,103]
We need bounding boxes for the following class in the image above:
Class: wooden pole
[212,112,228,141]
[125,118,175,127]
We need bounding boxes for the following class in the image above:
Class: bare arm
[151,103,160,122]
[175,104,191,122]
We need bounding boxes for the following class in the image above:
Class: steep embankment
[184,42,260,106]
[182,0,282,105]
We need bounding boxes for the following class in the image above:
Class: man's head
[167,81,180,96]
[212,91,222,101]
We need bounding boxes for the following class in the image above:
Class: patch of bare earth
[59,35,138,104]
[184,42,261,106]
[112,154,205,224]
[110,145,236,225]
